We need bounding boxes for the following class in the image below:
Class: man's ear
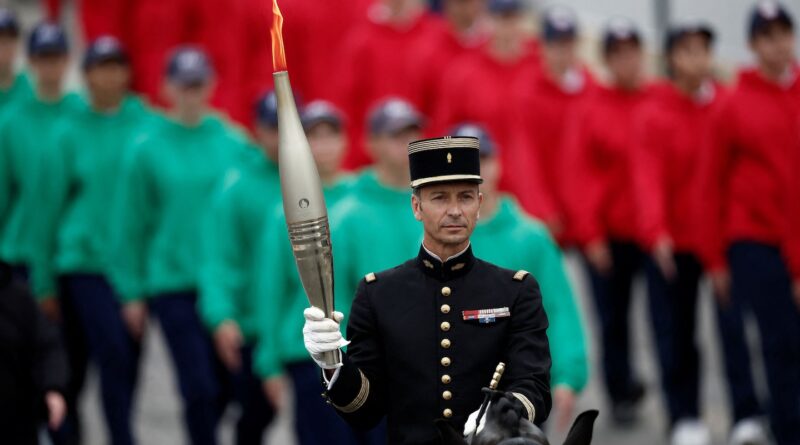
[411,194,423,221]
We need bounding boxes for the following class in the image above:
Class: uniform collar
[416,243,476,281]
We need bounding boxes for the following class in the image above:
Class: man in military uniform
[301,136,552,444]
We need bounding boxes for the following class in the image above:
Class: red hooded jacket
[632,81,726,254]
[697,67,800,273]
[511,64,596,238]
[430,42,541,199]
[336,9,447,169]
[561,83,653,247]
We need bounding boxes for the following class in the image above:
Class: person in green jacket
[30,36,154,445]
[254,100,369,445]
[331,98,427,305]
[0,22,85,445]
[0,7,31,109]
[456,123,589,433]
[110,46,249,445]
[198,91,283,444]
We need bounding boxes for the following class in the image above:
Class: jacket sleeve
[30,125,72,299]
[254,210,293,379]
[326,279,388,430]
[632,106,669,250]
[109,140,155,303]
[561,101,604,247]
[502,274,552,425]
[695,102,733,272]
[530,229,588,393]
[199,176,245,332]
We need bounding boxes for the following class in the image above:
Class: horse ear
[435,419,469,445]
[562,410,599,445]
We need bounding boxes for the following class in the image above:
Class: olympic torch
[271,0,340,367]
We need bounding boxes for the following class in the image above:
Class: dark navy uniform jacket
[326,245,552,445]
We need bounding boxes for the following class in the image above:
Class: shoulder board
[365,272,377,283]
[513,270,530,281]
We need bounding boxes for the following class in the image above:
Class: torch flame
[270,0,287,72]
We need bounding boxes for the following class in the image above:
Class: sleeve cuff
[326,355,371,413]
[511,392,536,422]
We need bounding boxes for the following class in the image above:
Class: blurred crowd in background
[0,0,799,444]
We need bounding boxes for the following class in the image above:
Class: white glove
[463,404,490,436]
[303,307,349,370]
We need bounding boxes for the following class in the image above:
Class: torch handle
[320,349,342,368]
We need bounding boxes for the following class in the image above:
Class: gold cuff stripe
[407,137,480,154]
[511,392,536,422]
[410,174,483,188]
[333,370,370,413]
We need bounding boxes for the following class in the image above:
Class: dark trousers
[729,242,800,445]
[51,275,90,445]
[288,360,386,445]
[149,291,220,445]
[714,281,762,423]
[231,344,275,445]
[63,274,141,445]
[584,241,644,404]
[645,254,702,425]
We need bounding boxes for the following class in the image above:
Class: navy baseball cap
[0,7,20,37]
[27,22,68,56]
[368,98,423,135]
[302,100,344,132]
[542,6,579,42]
[255,90,279,128]
[488,0,525,15]
[602,17,642,54]
[665,21,714,53]
[83,36,128,69]
[749,1,794,39]
[450,123,496,158]
[166,46,213,85]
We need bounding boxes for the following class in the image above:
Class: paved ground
[72,253,769,445]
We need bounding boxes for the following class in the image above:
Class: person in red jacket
[278,0,372,104]
[560,18,650,426]
[633,23,736,445]
[407,0,490,117]
[697,3,800,444]
[511,5,595,241]
[336,0,446,169]
[431,0,540,205]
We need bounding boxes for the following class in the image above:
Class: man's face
[444,0,485,29]
[412,182,482,247]
[490,12,524,45]
[31,53,68,88]
[605,40,643,87]
[0,35,17,72]
[543,37,578,75]
[164,79,213,110]
[255,124,279,162]
[751,22,795,74]
[86,62,130,100]
[369,126,421,172]
[669,34,712,82]
[307,122,346,177]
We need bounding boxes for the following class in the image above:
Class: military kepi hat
[408,136,483,189]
